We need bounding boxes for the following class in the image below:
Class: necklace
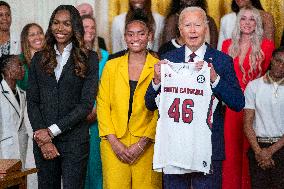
[266,71,284,98]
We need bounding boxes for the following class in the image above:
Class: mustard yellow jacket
[97,53,159,140]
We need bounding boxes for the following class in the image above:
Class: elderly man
[145,7,244,188]
[243,46,284,189]
[76,3,93,16]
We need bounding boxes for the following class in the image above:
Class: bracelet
[47,128,54,139]
[137,142,144,152]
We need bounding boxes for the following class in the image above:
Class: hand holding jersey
[153,59,218,85]
[153,61,218,174]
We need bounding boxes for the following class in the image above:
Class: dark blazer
[27,51,99,142]
[145,44,244,160]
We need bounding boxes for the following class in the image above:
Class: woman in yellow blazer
[97,12,162,189]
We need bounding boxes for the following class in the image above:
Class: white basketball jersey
[153,62,217,174]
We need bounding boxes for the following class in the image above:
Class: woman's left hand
[86,107,97,123]
[127,137,151,164]
[127,143,144,164]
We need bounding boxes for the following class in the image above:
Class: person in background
[97,12,162,188]
[160,0,218,50]
[17,23,45,91]
[111,0,164,53]
[217,0,275,50]
[0,55,26,165]
[221,6,275,189]
[0,1,21,57]
[76,3,94,16]
[145,7,244,189]
[17,22,45,189]
[82,14,109,189]
[243,46,284,189]
[76,2,107,51]
[27,5,98,188]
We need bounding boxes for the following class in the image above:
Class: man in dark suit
[145,7,244,189]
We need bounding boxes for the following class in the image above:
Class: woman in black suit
[27,5,98,189]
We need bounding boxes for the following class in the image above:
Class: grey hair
[229,6,264,83]
[178,6,208,26]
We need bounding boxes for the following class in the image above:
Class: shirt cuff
[48,124,62,137]
[211,75,220,88]
[152,80,161,91]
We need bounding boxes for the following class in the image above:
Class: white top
[153,62,217,174]
[54,43,73,81]
[49,42,73,137]
[111,12,164,53]
[217,12,237,50]
[244,76,284,137]
[185,43,207,62]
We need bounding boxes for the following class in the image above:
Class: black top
[98,36,107,51]
[128,80,138,121]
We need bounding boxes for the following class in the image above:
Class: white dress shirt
[49,42,73,137]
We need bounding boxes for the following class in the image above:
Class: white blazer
[217,12,237,50]
[0,79,28,165]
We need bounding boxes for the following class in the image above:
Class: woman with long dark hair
[17,23,45,90]
[27,5,98,188]
[111,0,164,53]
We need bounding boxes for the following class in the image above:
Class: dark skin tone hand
[34,129,52,147]
[86,107,97,123]
[40,143,60,160]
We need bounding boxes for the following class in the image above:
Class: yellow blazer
[97,53,159,140]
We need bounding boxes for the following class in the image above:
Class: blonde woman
[221,6,275,189]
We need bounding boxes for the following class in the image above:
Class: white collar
[171,38,182,48]
[185,43,207,61]
[54,43,73,55]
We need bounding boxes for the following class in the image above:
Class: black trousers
[248,143,284,189]
[34,140,89,189]
[163,160,222,189]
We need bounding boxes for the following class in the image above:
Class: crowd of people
[0,0,283,189]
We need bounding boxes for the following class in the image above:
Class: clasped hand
[108,135,149,164]
[34,129,60,160]
[255,148,275,170]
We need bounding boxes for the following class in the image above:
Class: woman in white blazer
[0,55,27,165]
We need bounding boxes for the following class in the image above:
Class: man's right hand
[153,60,167,85]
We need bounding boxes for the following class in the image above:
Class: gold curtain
[108,0,284,48]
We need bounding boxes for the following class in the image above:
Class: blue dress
[85,49,108,189]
